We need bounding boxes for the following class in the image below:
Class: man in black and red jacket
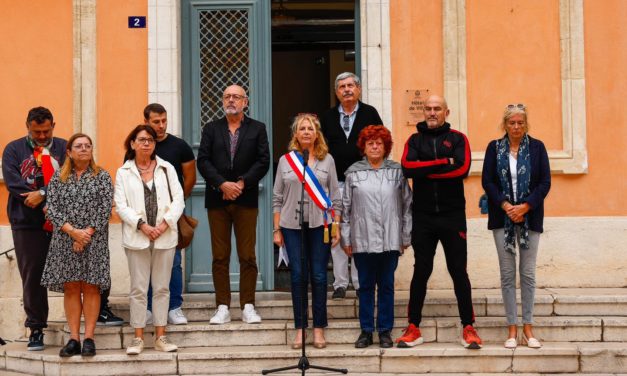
[395,95,482,349]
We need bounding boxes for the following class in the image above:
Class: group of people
[2,71,550,358]
[271,73,550,350]
[3,104,198,356]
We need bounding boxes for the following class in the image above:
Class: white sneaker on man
[168,307,188,325]
[241,303,262,324]
[209,304,231,324]
[146,310,153,326]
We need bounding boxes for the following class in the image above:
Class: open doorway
[270,0,357,289]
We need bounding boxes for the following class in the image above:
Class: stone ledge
[577,342,627,373]
[4,341,627,375]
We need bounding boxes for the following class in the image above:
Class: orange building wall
[0,0,75,224]
[390,0,627,218]
[465,0,563,151]
[0,1,147,225]
[96,0,148,177]
[390,0,444,160]
[96,0,148,223]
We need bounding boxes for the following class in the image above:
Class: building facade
[1,0,626,339]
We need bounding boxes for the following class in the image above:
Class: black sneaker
[332,287,346,300]
[97,306,124,326]
[354,331,373,348]
[379,330,393,348]
[27,329,44,351]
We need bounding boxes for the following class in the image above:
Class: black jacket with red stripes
[401,121,471,215]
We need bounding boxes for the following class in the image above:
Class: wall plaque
[405,89,430,126]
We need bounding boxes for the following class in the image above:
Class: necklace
[136,160,153,174]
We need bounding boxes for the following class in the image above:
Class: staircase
[1,288,626,375]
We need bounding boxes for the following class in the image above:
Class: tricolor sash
[33,145,60,232]
[284,150,337,242]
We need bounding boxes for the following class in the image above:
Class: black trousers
[408,213,475,327]
[100,288,110,311]
[12,229,51,329]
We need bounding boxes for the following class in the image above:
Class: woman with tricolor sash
[272,113,341,349]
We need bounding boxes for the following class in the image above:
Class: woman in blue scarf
[481,104,551,349]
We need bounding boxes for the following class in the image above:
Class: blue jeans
[148,249,183,311]
[282,226,330,329]
[353,252,399,333]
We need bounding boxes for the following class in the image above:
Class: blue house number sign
[128,16,146,28]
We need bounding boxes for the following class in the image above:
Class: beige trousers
[125,245,175,328]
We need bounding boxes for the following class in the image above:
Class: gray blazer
[272,153,341,229]
[341,159,412,253]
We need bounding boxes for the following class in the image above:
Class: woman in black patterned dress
[41,133,113,357]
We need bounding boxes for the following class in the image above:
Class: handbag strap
[161,166,173,203]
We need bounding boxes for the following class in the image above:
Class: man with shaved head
[397,95,482,349]
[197,85,270,325]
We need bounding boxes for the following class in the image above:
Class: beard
[224,107,242,115]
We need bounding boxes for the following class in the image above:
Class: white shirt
[338,102,360,138]
[509,153,518,201]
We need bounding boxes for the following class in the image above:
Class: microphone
[302,149,309,167]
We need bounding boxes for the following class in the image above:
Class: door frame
[181,0,274,292]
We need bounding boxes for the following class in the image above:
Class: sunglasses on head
[297,112,318,119]
[507,103,526,110]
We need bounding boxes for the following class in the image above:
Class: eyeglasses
[223,94,247,101]
[135,137,155,145]
[507,103,526,110]
[72,143,92,150]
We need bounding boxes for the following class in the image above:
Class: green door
[181,0,273,292]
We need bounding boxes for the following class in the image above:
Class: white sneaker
[209,304,231,324]
[146,310,153,326]
[241,303,262,324]
[154,335,178,352]
[126,337,144,355]
[168,307,188,325]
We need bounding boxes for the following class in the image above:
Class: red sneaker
[395,323,424,348]
[462,325,482,349]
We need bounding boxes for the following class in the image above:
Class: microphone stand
[262,149,347,375]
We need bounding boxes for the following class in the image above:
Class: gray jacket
[272,153,341,229]
[340,159,412,253]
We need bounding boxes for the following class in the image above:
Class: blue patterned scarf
[496,134,531,254]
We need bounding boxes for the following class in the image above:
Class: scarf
[496,134,531,254]
[27,137,59,231]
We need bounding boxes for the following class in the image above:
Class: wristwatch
[39,189,46,197]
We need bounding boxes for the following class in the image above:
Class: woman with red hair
[341,125,412,348]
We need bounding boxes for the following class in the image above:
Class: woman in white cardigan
[114,125,184,355]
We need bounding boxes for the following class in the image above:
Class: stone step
[48,315,627,350]
[106,288,627,323]
[3,342,627,375]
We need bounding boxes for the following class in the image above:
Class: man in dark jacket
[396,95,482,349]
[197,85,270,325]
[2,107,67,350]
[320,72,383,300]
